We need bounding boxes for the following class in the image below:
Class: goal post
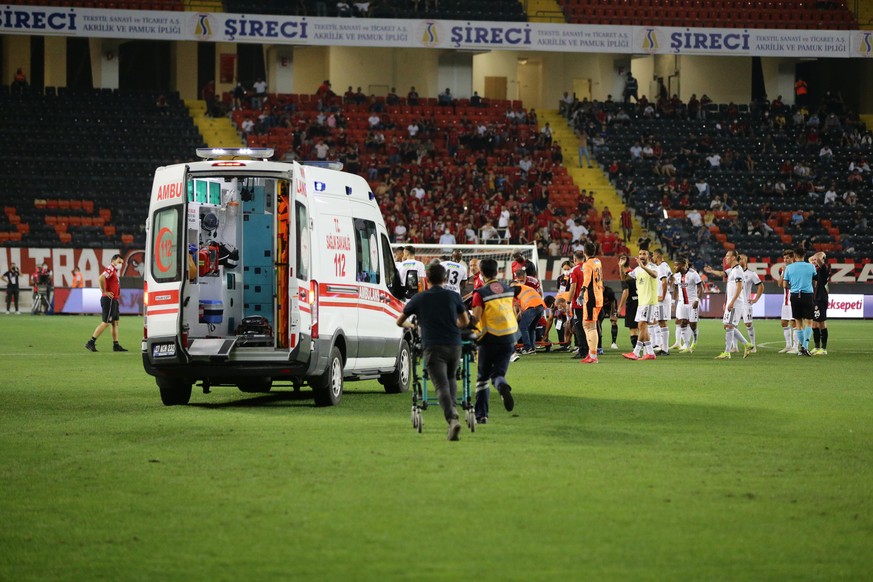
[390,243,540,282]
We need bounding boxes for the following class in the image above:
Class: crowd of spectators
[230,81,623,259]
[558,84,872,265]
[225,75,872,265]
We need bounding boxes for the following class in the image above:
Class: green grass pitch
[1,314,872,580]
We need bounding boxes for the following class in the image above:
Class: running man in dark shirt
[397,263,470,441]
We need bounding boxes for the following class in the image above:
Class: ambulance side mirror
[405,271,419,299]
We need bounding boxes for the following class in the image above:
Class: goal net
[390,244,539,283]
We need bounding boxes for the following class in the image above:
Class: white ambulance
[142,148,411,406]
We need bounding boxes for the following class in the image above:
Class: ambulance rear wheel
[157,377,193,406]
[312,346,344,407]
[381,339,411,394]
[237,377,272,393]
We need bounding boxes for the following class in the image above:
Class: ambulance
[142,148,411,406]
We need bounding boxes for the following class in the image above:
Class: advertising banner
[0,5,863,58]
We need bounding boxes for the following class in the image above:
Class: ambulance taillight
[310,280,319,339]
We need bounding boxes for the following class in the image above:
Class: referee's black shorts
[790,292,814,321]
[100,295,119,324]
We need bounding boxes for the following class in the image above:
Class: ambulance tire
[157,377,193,406]
[312,346,344,407]
[237,377,272,393]
[381,339,411,394]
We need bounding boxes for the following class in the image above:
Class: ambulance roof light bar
[302,160,344,171]
[195,147,274,160]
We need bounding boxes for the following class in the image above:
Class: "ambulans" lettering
[359,286,381,303]
[156,182,184,201]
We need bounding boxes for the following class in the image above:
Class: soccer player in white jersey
[673,257,703,353]
[716,249,753,360]
[397,245,427,294]
[774,249,797,353]
[651,249,673,355]
[620,248,660,360]
[738,253,764,353]
[441,249,468,295]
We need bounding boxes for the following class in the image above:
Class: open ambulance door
[145,164,188,357]
[288,162,312,356]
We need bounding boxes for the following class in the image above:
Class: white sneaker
[778,346,791,353]
[786,347,798,354]
[669,341,681,350]
[610,343,619,350]
[509,352,520,362]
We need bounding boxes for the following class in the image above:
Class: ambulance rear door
[145,164,188,353]
[287,162,312,356]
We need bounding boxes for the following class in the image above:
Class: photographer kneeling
[396,263,470,441]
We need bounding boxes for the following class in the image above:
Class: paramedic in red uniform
[85,254,128,352]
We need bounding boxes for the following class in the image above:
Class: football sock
[611,323,618,344]
[748,325,756,346]
[660,326,669,352]
[630,335,638,348]
[813,328,821,349]
[782,326,792,347]
[733,328,748,345]
[633,340,643,357]
[821,328,828,349]
[803,326,812,347]
[644,341,655,356]
[725,330,733,353]
[586,328,599,356]
[693,327,699,342]
[90,336,96,343]
[794,329,804,349]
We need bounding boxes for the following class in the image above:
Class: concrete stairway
[541,109,648,254]
[185,100,244,149]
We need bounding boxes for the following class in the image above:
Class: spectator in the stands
[241,117,255,136]
[252,77,268,109]
[337,1,352,16]
[314,140,330,161]
[623,72,639,103]
[407,86,420,106]
[353,1,370,15]
[386,87,400,105]
[470,91,484,107]
[438,88,454,107]
[823,182,838,205]
[11,68,28,94]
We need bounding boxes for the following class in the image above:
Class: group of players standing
[391,243,832,440]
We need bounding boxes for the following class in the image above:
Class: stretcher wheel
[412,408,422,433]
[465,408,476,432]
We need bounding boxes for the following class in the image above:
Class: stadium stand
[560,92,872,272]
[557,0,859,30]
[222,0,527,20]
[224,89,622,256]
[0,87,205,250]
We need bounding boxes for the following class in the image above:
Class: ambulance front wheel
[381,339,411,394]
[311,346,344,407]
[157,377,193,406]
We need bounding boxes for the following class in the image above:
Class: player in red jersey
[85,254,128,352]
